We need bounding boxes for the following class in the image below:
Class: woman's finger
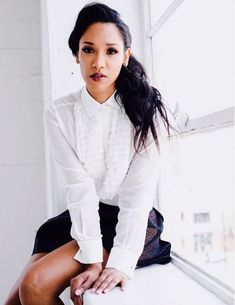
[77,274,88,287]
[92,268,127,293]
[73,271,102,298]
[92,272,109,291]
[94,276,113,294]
[79,275,97,292]
[71,292,83,305]
[102,277,120,293]
[79,294,84,305]
[74,295,83,305]
[120,278,127,291]
[72,274,88,295]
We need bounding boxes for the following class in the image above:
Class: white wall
[0,0,47,302]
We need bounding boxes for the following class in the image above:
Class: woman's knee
[19,264,52,303]
[19,241,82,303]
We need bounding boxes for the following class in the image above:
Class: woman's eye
[82,47,93,53]
[107,48,118,55]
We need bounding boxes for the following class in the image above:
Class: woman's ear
[124,48,132,66]
[75,51,80,64]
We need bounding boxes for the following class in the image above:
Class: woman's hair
[68,2,177,154]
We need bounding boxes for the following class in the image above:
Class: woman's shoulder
[44,88,83,126]
[51,89,81,110]
[44,89,83,143]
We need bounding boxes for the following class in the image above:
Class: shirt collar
[81,86,121,118]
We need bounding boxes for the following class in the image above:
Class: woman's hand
[70,263,102,305]
[92,267,128,294]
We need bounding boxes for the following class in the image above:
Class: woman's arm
[105,111,177,280]
[44,103,103,264]
[105,139,162,279]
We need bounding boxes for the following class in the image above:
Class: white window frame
[140,0,234,303]
[141,0,234,134]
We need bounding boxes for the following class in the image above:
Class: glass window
[150,0,234,118]
[160,126,234,288]
[148,0,234,288]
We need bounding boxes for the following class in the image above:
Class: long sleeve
[44,103,103,264]
[105,109,178,279]
[105,137,162,279]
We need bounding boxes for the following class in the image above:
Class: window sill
[78,263,229,305]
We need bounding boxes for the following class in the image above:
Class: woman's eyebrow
[82,41,94,45]
[106,43,119,46]
[82,41,119,46]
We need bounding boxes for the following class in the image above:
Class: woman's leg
[4,252,48,305]
[18,240,109,305]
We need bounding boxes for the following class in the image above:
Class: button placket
[100,106,108,155]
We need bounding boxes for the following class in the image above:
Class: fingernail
[96,290,102,294]
[75,289,82,296]
[104,289,108,293]
[92,288,96,293]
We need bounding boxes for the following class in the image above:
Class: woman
[4,3,178,305]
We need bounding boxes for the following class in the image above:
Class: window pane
[160,126,234,288]
[149,0,175,23]
[150,0,234,118]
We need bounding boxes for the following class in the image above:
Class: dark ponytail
[68,2,177,154]
[115,55,174,153]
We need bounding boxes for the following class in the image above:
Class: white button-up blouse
[44,85,174,279]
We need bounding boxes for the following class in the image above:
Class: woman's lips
[90,72,107,81]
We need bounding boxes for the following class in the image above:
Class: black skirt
[32,202,171,267]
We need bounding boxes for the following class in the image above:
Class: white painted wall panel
[0,21,41,48]
[0,102,44,164]
[0,0,46,303]
[0,0,40,21]
[0,49,41,75]
[0,165,47,294]
[0,75,42,102]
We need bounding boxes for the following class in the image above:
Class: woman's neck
[86,86,115,104]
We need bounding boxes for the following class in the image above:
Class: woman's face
[76,22,131,101]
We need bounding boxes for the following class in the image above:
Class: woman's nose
[91,53,105,70]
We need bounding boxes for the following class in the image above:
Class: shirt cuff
[73,239,103,264]
[105,246,139,280]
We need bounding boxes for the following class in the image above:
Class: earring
[75,58,79,64]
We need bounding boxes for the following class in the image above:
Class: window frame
[171,252,234,305]
[141,0,234,134]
